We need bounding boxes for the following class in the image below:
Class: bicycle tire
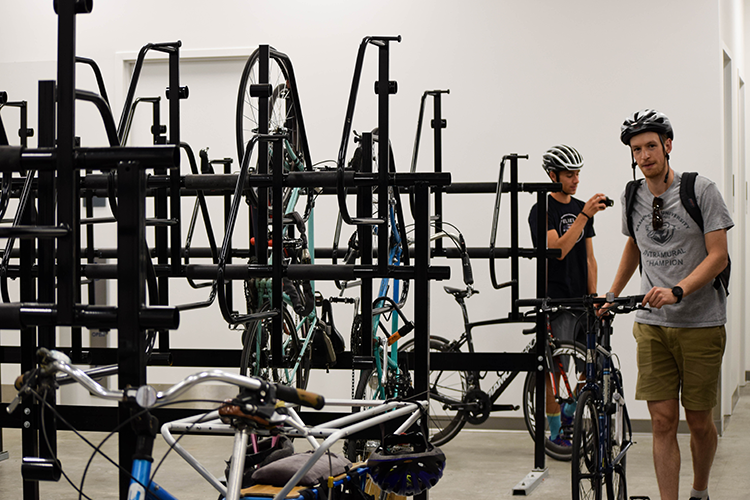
[572,389,602,500]
[607,369,628,500]
[236,48,305,217]
[399,336,473,447]
[236,48,301,165]
[240,302,311,389]
[522,340,586,461]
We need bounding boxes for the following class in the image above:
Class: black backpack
[625,172,730,296]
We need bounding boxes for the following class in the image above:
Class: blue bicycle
[519,294,644,500]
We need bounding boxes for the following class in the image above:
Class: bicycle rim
[572,390,602,500]
[609,372,628,500]
[236,49,305,219]
[400,336,470,446]
[522,341,586,461]
[608,460,627,500]
[241,303,310,389]
[236,49,300,164]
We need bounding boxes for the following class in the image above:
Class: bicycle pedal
[629,497,650,500]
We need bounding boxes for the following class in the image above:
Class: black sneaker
[688,496,709,500]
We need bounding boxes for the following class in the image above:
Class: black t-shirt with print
[529,195,595,299]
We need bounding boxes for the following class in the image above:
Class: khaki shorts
[632,322,726,411]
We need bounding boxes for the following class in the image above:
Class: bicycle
[8,348,442,500]
[518,294,645,500]
[398,226,587,463]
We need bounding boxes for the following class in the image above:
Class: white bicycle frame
[161,398,427,500]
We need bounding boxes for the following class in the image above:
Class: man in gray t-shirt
[607,109,732,500]
[621,170,732,328]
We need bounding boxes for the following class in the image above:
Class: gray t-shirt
[619,171,734,328]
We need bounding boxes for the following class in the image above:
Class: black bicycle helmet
[620,108,673,145]
[542,144,584,174]
[367,446,446,496]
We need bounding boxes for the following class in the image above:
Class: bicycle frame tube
[128,458,177,500]
[584,324,600,394]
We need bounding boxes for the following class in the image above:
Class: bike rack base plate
[512,468,549,496]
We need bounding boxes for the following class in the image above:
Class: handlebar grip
[275,384,325,410]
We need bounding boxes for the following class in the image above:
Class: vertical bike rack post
[508,155,521,321]
[374,37,399,274]
[255,45,270,266]
[270,133,284,364]
[167,43,183,278]
[357,132,374,361]
[534,189,549,468]
[512,186,553,495]
[410,89,450,253]
[117,157,148,499]
[412,180,431,500]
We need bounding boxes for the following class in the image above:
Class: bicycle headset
[542,144,584,174]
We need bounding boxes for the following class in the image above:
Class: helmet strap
[630,150,636,180]
[658,136,670,184]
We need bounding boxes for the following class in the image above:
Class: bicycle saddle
[443,286,470,299]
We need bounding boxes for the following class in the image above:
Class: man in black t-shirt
[528,144,610,451]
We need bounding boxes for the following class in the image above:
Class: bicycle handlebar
[516,294,647,314]
[8,348,325,414]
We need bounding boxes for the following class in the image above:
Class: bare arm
[608,237,640,297]
[586,238,597,294]
[643,229,729,308]
[547,193,608,260]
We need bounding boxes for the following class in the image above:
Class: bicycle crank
[462,389,492,425]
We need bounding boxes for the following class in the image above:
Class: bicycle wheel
[240,302,311,389]
[400,336,473,447]
[236,48,301,164]
[236,48,306,217]
[607,369,628,500]
[572,390,602,500]
[522,340,586,461]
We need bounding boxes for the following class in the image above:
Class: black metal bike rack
[405,87,566,482]
[0,5,451,500]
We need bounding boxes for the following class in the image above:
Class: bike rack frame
[0,4,450,500]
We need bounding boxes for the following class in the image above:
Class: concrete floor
[1,387,749,499]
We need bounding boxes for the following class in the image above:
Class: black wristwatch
[671,286,683,304]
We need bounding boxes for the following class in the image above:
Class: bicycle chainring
[462,388,491,425]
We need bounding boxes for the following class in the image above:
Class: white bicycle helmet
[542,144,584,174]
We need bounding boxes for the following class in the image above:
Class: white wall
[1,0,746,424]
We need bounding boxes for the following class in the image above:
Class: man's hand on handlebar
[642,286,678,309]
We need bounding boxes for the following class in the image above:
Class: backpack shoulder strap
[680,172,704,232]
[625,179,642,240]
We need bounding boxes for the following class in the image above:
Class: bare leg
[685,408,717,492]
[648,399,680,500]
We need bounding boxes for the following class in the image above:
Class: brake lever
[7,369,39,414]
